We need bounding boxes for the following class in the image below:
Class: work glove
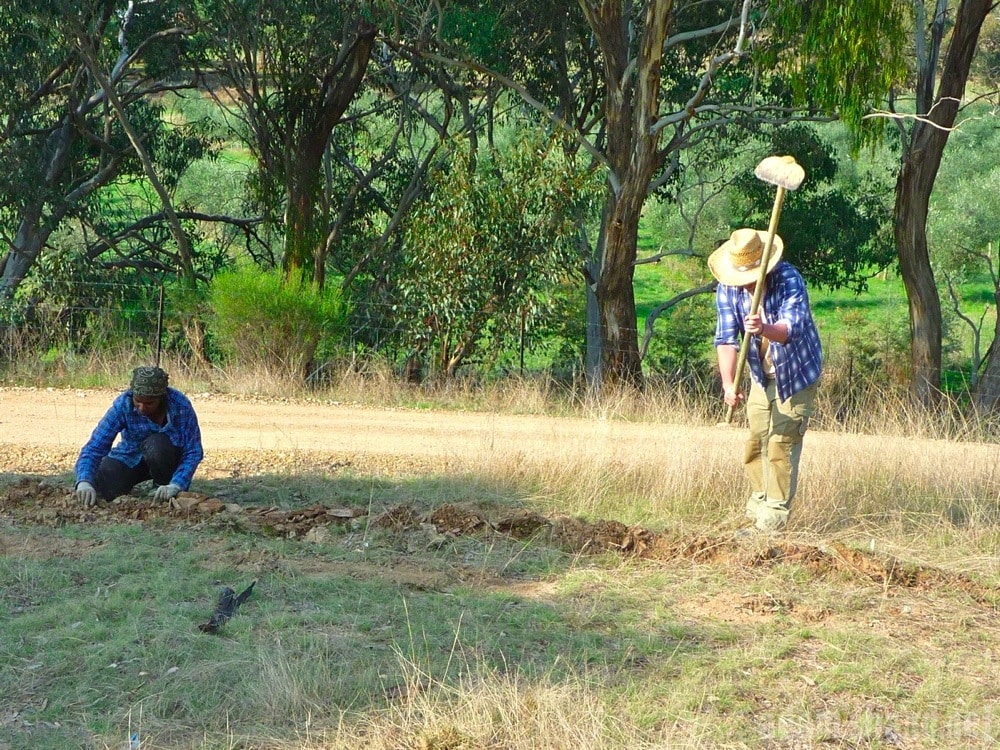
[151,483,182,502]
[76,481,98,507]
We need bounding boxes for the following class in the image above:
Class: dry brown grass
[269,650,646,750]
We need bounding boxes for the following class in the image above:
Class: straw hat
[707,228,784,287]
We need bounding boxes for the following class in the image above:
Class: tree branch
[639,280,716,360]
[409,47,615,189]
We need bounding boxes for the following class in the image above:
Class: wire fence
[0,279,589,380]
[1,283,163,362]
[0,278,987,399]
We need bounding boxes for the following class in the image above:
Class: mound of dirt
[3,478,997,608]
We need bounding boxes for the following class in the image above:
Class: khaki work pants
[743,378,817,531]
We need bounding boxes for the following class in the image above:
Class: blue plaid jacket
[75,388,204,489]
[714,261,823,402]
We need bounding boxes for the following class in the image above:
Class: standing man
[74,366,204,505]
[708,228,822,532]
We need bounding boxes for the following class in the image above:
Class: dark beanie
[130,366,169,397]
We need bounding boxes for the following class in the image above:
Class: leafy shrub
[395,131,601,379]
[208,268,348,378]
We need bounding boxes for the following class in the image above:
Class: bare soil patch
[3,476,997,614]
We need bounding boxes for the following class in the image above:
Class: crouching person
[74,366,204,506]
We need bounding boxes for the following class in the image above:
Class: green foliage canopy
[731,124,896,292]
[767,0,911,149]
[0,0,214,299]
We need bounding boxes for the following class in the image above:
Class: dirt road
[0,386,735,478]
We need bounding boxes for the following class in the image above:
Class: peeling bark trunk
[894,159,943,404]
[2,216,48,300]
[581,0,672,390]
[894,0,991,406]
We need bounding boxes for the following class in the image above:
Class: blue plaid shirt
[75,388,204,489]
[714,261,823,401]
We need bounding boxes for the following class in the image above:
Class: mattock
[723,155,806,425]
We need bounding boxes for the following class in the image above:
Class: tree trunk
[894,0,991,406]
[1,215,48,300]
[894,160,943,404]
[581,0,672,390]
[280,20,376,288]
[283,166,323,281]
[597,193,644,387]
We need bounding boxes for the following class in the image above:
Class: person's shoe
[733,524,783,541]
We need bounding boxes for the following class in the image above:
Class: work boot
[749,495,789,532]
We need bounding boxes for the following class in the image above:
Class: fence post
[155,283,165,367]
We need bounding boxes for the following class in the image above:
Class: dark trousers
[93,433,182,500]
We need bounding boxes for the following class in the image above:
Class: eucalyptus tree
[0,0,205,300]
[190,0,514,299]
[189,0,376,289]
[380,0,607,376]
[397,0,909,389]
[394,131,600,378]
[334,12,516,350]
[889,0,995,407]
